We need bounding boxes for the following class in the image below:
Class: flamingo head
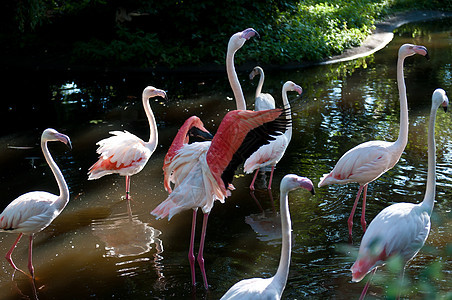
[143,86,167,100]
[187,119,213,143]
[281,174,315,195]
[399,44,429,60]
[249,66,262,80]
[432,88,448,112]
[42,128,72,149]
[228,28,259,52]
[283,81,303,95]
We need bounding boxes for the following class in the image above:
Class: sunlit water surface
[0,19,451,299]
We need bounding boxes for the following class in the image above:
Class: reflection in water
[91,203,164,278]
[245,210,281,244]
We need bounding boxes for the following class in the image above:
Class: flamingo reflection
[91,202,164,278]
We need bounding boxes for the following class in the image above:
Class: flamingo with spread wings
[152,108,291,289]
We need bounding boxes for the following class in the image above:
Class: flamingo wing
[88,131,153,179]
[0,192,59,234]
[206,109,290,192]
[319,141,395,187]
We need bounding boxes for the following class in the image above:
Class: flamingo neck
[393,56,409,151]
[282,87,293,141]
[226,45,246,110]
[255,69,264,98]
[143,95,158,150]
[42,140,69,211]
[421,102,438,216]
[273,190,291,294]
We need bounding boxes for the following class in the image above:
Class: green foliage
[1,0,451,68]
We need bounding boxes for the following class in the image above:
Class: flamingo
[244,81,302,190]
[350,88,448,299]
[226,28,259,110]
[88,86,167,200]
[152,108,291,289]
[249,66,276,111]
[0,128,71,278]
[318,44,429,238]
[220,174,315,299]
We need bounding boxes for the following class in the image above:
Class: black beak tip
[310,187,315,195]
[425,53,430,60]
[443,106,447,113]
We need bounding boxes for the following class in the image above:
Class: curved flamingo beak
[56,133,72,149]
[414,45,429,60]
[241,28,260,40]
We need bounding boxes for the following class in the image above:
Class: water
[0,18,451,299]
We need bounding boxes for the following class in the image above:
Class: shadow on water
[0,18,451,299]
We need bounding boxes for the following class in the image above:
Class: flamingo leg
[27,235,35,278]
[249,168,260,191]
[348,185,365,238]
[268,188,276,214]
[125,175,131,200]
[197,213,209,289]
[359,268,376,300]
[250,190,264,213]
[189,208,197,286]
[267,166,275,190]
[360,185,368,232]
[5,233,28,277]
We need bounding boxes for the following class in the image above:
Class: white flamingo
[318,44,429,238]
[0,128,71,278]
[244,81,302,190]
[250,66,276,111]
[221,174,315,299]
[350,88,448,299]
[88,86,167,200]
[226,28,259,110]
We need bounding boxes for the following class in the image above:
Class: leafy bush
[1,0,451,68]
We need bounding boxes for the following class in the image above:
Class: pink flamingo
[244,81,302,190]
[152,108,291,289]
[221,174,314,299]
[0,128,71,278]
[88,86,167,200]
[318,44,429,238]
[351,88,448,299]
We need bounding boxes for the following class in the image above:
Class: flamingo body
[88,130,153,179]
[318,140,398,186]
[351,202,430,282]
[0,128,71,278]
[221,174,315,300]
[351,88,448,298]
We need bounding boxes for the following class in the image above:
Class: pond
[0,18,451,299]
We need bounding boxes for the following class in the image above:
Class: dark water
[0,18,451,299]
